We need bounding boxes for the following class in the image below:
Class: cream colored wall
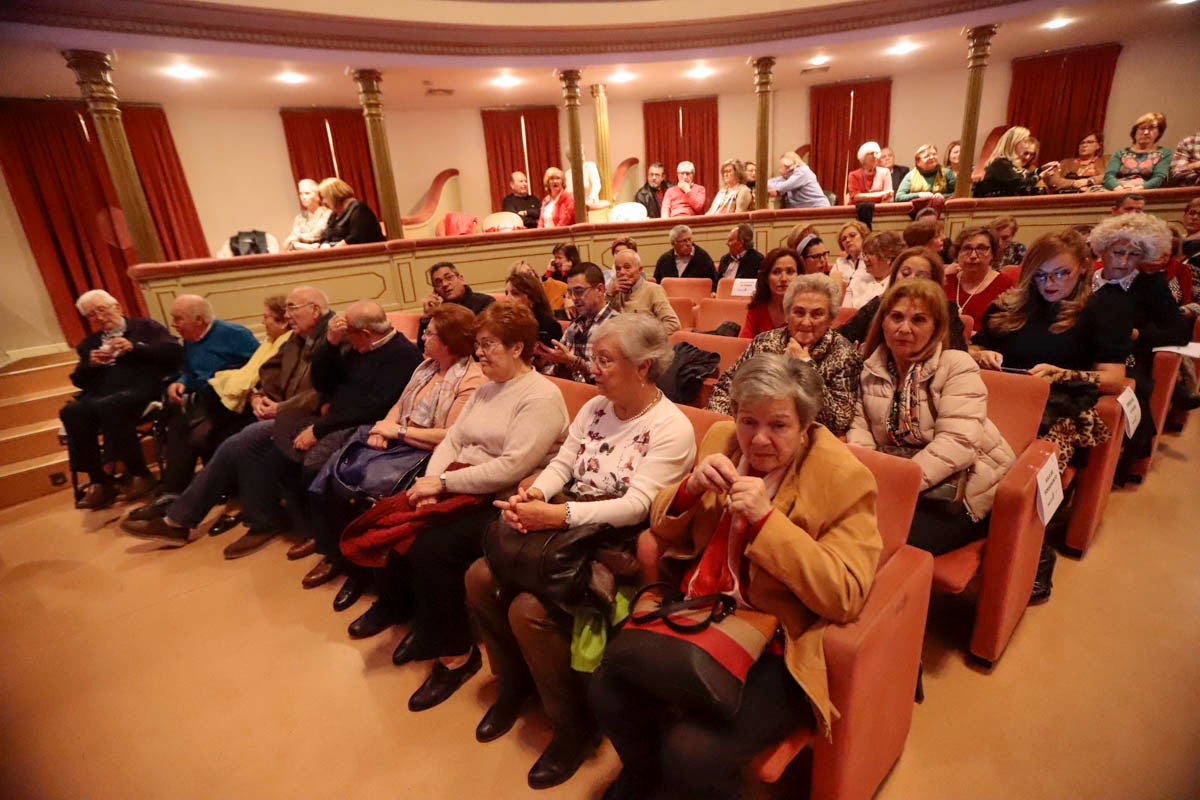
[889,62,1011,170]
[0,169,66,356]
[1104,35,1200,159]
[385,107,490,225]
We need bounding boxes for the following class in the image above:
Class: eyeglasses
[566,286,599,299]
[475,337,504,353]
[285,302,315,312]
[958,245,992,255]
[804,250,830,260]
[1033,268,1074,284]
[1108,247,1144,260]
[1184,209,1200,217]
[592,353,623,371]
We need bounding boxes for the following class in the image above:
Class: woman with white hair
[283,179,331,251]
[973,126,1058,198]
[845,141,894,204]
[465,313,695,790]
[767,150,830,209]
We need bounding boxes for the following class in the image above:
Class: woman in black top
[974,126,1058,198]
[318,177,386,246]
[505,269,562,367]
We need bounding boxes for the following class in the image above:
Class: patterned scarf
[886,358,929,447]
[395,356,473,429]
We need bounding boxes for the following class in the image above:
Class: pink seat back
[676,405,730,450]
[386,312,422,342]
[661,277,713,302]
[695,298,750,332]
[546,375,599,419]
[668,297,697,330]
[978,370,1049,453]
[669,330,751,375]
[846,445,923,564]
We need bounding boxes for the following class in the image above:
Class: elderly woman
[839,246,968,350]
[740,247,800,338]
[1047,132,1108,194]
[506,268,563,350]
[895,143,956,203]
[317,178,385,246]
[539,167,576,228]
[990,215,1026,267]
[843,230,903,309]
[833,220,869,283]
[944,226,1014,320]
[305,304,486,604]
[845,140,894,204]
[974,127,1057,198]
[1104,113,1172,191]
[283,179,331,251]
[710,273,862,434]
[592,354,882,800]
[849,279,1015,556]
[464,314,695,790]
[707,158,753,215]
[768,150,830,209]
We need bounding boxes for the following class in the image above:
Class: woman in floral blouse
[1104,113,1173,190]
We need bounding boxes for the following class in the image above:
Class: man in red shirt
[660,160,707,217]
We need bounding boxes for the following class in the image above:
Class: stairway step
[0,420,64,465]
[0,352,75,374]
[0,387,75,429]
[0,452,73,508]
[0,359,76,397]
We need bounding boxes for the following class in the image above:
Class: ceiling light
[686,65,715,79]
[608,70,636,84]
[276,71,307,84]
[163,64,205,80]
[491,74,521,88]
[809,55,831,66]
[1042,17,1074,29]
[885,41,919,56]
[1169,0,1195,5]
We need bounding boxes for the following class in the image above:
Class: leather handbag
[600,582,778,721]
[329,439,431,505]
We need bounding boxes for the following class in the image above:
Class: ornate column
[62,49,164,263]
[955,25,998,198]
[349,68,403,239]
[751,57,776,211]
[590,83,613,203]
[558,69,587,224]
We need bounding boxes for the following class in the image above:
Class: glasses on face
[475,337,504,353]
[959,244,992,255]
[1135,126,1157,133]
[1033,268,1074,284]
[805,250,830,260]
[1184,209,1200,217]
[285,302,315,313]
[592,353,622,371]
[566,286,598,299]
[84,305,117,319]
[1108,247,1143,260]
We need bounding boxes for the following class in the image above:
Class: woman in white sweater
[465,314,696,791]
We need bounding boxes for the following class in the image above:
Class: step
[0,387,76,429]
[0,359,76,397]
[0,352,75,374]
[0,452,73,508]
[0,420,64,465]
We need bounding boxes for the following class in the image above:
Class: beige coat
[650,422,882,737]
[847,345,1015,521]
[607,278,681,333]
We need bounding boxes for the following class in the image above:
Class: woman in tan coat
[848,279,1015,555]
[590,354,882,800]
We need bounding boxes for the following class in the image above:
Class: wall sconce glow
[163,64,205,80]
[1042,17,1074,29]
[491,74,522,88]
[885,41,919,56]
[686,65,715,79]
[276,72,307,84]
[608,70,636,83]
[809,55,831,66]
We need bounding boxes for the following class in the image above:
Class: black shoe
[347,600,398,640]
[408,647,482,712]
[1030,542,1057,606]
[527,728,599,790]
[76,482,118,510]
[391,628,436,666]
[333,572,366,612]
[475,685,532,743]
[126,494,174,521]
[207,512,242,536]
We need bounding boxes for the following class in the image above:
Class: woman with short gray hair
[709,273,862,435]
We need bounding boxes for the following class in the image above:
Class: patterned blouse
[1103,147,1172,190]
[284,206,331,249]
[706,327,864,435]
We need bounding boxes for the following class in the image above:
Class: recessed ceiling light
[686,65,715,79]
[1169,0,1195,5]
[608,70,636,83]
[1042,17,1074,29]
[276,71,307,84]
[885,41,919,56]
[491,74,521,88]
[809,55,831,66]
[163,64,205,80]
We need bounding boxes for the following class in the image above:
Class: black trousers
[60,389,156,483]
[160,391,250,494]
[908,507,989,556]
[589,653,814,800]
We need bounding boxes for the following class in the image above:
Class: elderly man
[652,224,717,290]
[501,171,540,229]
[660,161,706,218]
[718,223,764,281]
[123,300,420,560]
[283,179,331,251]
[536,262,618,383]
[634,162,672,218]
[879,147,910,194]
[61,290,182,509]
[418,261,494,342]
[606,250,680,334]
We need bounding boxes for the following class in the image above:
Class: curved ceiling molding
[1,0,1020,58]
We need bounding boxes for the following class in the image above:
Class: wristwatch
[439,473,448,491]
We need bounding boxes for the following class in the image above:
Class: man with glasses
[61,290,182,509]
[634,162,672,219]
[652,224,717,290]
[660,161,706,218]
[419,261,494,343]
[538,263,617,383]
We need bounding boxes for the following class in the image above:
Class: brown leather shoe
[120,515,191,547]
[301,558,340,589]
[118,475,158,503]
[287,538,317,560]
[76,482,118,510]
[222,529,279,560]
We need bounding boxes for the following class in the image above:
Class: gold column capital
[964,24,999,68]
[589,83,607,100]
[347,67,403,239]
[955,24,999,198]
[62,49,119,112]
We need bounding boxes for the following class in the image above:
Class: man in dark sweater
[717,223,764,281]
[501,171,540,229]
[652,224,718,291]
[61,290,182,509]
[634,162,672,219]
[418,261,495,343]
[879,147,910,194]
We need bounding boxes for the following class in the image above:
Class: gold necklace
[618,389,663,422]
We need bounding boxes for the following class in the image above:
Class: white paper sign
[1035,452,1064,526]
[731,278,758,297]
[1116,385,1141,439]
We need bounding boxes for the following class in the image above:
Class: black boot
[1030,542,1056,605]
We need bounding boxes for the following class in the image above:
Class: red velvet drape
[279,108,380,214]
[810,79,892,202]
[481,106,560,212]
[1007,43,1122,164]
[643,97,719,189]
[0,99,145,345]
[122,106,209,261]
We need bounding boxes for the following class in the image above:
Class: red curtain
[480,106,560,212]
[279,108,380,214]
[0,99,144,344]
[810,79,892,202]
[1007,43,1121,163]
[122,106,209,261]
[643,97,719,189]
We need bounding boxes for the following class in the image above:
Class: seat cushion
[931,539,986,594]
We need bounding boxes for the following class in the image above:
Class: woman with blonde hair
[895,143,956,203]
[706,158,753,214]
[973,126,1057,198]
[539,167,576,228]
[767,150,830,208]
[317,177,385,246]
[1104,112,1172,190]
[833,220,870,282]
